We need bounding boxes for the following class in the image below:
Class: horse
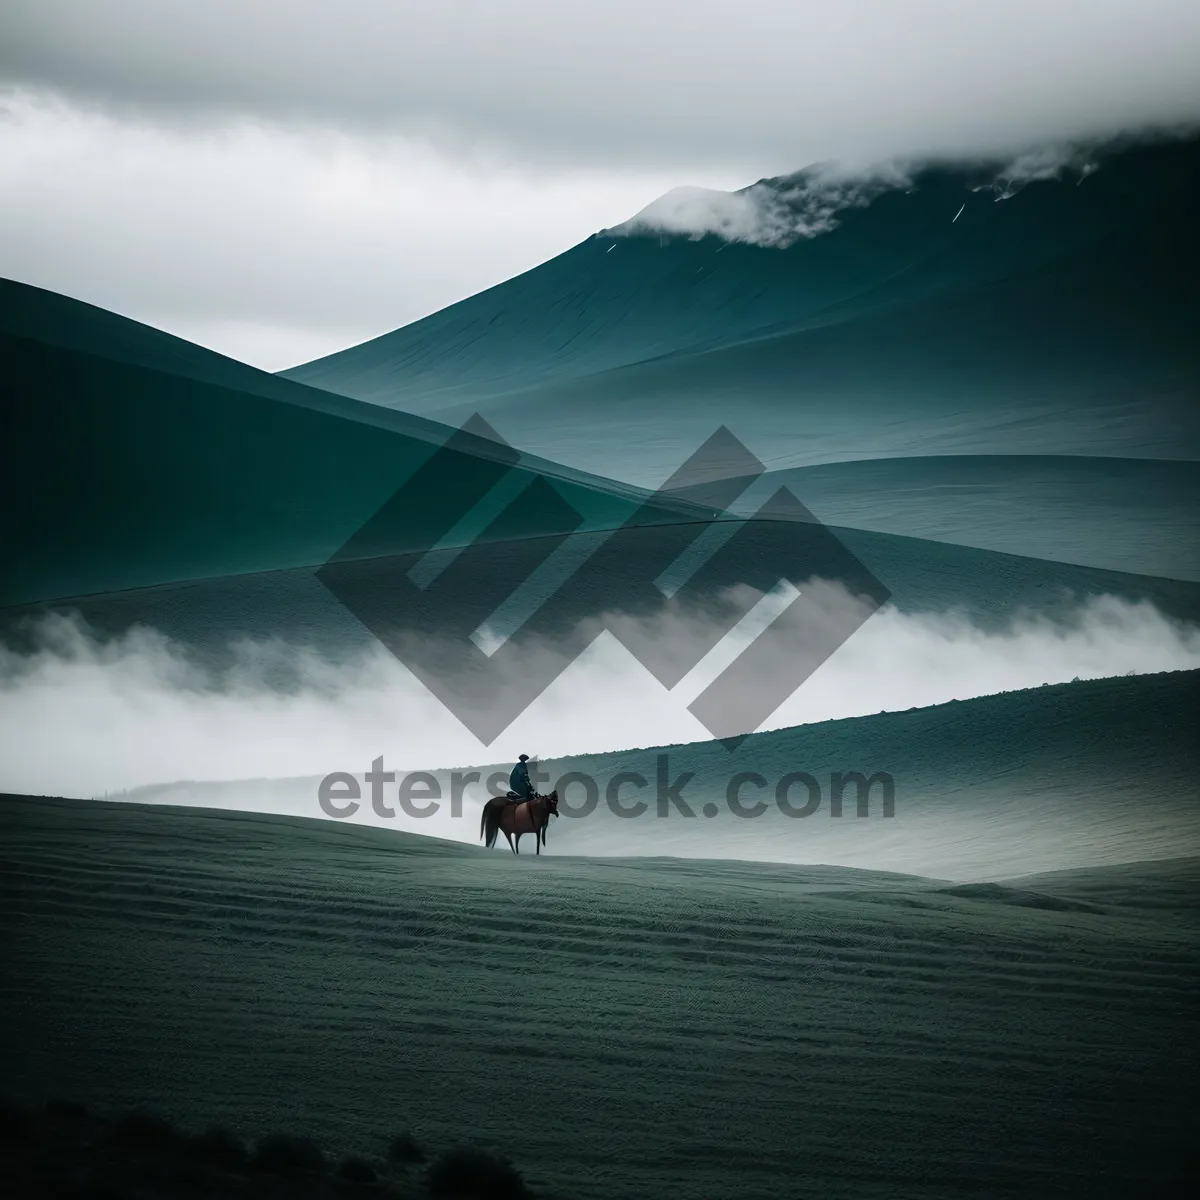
[480,791,559,855]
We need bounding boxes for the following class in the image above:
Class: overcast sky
[3,0,1200,370]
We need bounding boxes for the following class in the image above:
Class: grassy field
[2,793,1197,1198]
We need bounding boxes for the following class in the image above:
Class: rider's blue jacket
[509,760,533,799]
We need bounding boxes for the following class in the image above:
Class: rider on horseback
[483,759,559,854]
[509,754,535,802]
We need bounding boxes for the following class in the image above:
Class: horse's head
[544,790,560,817]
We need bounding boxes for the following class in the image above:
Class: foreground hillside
[2,793,1196,1199]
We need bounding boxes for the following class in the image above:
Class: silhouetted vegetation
[40,1185,131,1200]
[425,1144,530,1199]
[0,1102,36,1146]
[110,1108,178,1148]
[388,1131,427,1164]
[252,1131,328,1175]
[189,1123,247,1169]
[338,1154,379,1183]
[1,1100,548,1198]
[45,1097,88,1120]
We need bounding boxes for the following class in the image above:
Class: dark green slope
[451,201,1200,475]
[0,281,721,609]
[711,455,1200,582]
[282,136,1200,435]
[497,208,1200,416]
[0,276,466,435]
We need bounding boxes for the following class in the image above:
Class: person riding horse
[508,753,535,802]
[483,755,559,854]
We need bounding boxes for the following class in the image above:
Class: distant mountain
[5,278,1199,725]
[282,136,1200,482]
[0,279,716,609]
[704,454,1200,582]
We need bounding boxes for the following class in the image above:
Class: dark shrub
[42,1186,131,1199]
[44,1098,88,1120]
[190,1123,247,1169]
[163,1163,203,1188]
[337,1155,378,1184]
[387,1131,426,1164]
[109,1109,177,1148]
[252,1132,327,1175]
[0,1102,34,1146]
[425,1145,529,1199]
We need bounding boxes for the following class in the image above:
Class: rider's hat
[519,753,529,761]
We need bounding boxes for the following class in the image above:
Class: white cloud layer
[606,145,1113,246]
[3,3,1199,364]
[0,90,705,369]
[1,594,1196,802]
[3,1,1200,175]
[608,162,917,247]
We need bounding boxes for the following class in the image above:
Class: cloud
[0,89,696,369]
[602,143,1117,246]
[3,1,1200,175]
[605,161,916,247]
[3,4,1198,363]
[1,592,1197,806]
[3,3,1199,364]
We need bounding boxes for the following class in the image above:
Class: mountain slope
[282,137,1200,482]
[722,455,1200,581]
[0,280,722,609]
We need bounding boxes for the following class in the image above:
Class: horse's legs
[502,828,514,853]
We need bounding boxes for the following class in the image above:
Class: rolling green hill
[2,790,1196,1199]
[0,278,720,610]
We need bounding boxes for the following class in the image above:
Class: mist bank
[2,591,1196,797]
[106,667,1200,881]
[4,598,1198,878]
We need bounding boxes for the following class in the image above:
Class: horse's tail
[480,798,498,848]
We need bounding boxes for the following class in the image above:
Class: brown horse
[480,791,559,855]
